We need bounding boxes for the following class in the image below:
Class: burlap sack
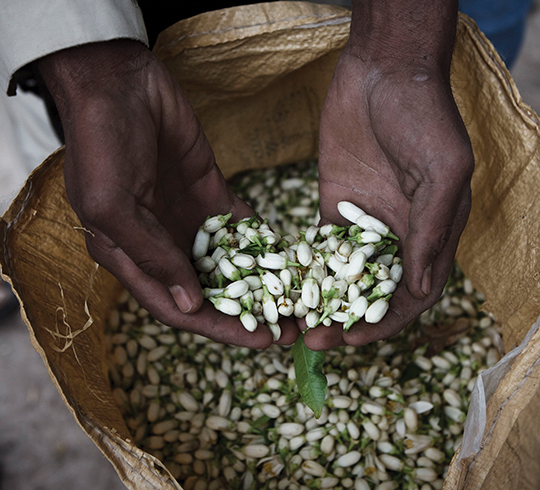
[1,2,540,489]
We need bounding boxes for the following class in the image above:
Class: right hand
[37,39,299,348]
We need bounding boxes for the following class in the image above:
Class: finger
[91,236,275,348]
[403,174,472,300]
[275,317,300,346]
[303,322,347,350]
[84,201,204,314]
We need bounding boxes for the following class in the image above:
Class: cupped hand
[304,49,474,350]
[38,39,298,348]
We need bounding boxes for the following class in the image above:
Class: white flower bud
[326,255,345,274]
[345,296,368,329]
[359,231,382,243]
[279,269,292,289]
[337,201,366,224]
[365,297,389,323]
[203,287,224,298]
[211,246,227,263]
[321,275,335,295]
[244,275,262,290]
[327,235,339,252]
[259,229,279,245]
[443,389,462,408]
[236,221,249,235]
[178,392,199,412]
[289,435,307,451]
[231,253,256,270]
[206,415,233,431]
[346,251,367,282]
[404,407,418,432]
[409,401,434,414]
[347,420,361,440]
[414,467,438,482]
[253,288,264,302]
[310,263,326,284]
[404,435,433,455]
[329,311,349,323]
[194,256,216,273]
[305,225,319,244]
[357,243,376,259]
[334,279,348,297]
[320,434,335,454]
[395,419,406,438]
[306,427,326,442]
[302,277,320,309]
[377,279,397,295]
[336,451,362,468]
[297,241,313,267]
[319,477,340,489]
[243,444,270,459]
[302,460,326,477]
[224,280,249,299]
[361,401,385,415]
[379,454,403,472]
[356,214,390,236]
[239,236,251,248]
[211,227,228,248]
[278,422,304,438]
[210,297,242,316]
[338,240,353,258]
[277,296,294,316]
[245,227,260,243]
[294,298,309,318]
[319,224,334,237]
[262,296,279,325]
[192,228,210,261]
[267,323,282,342]
[305,310,320,329]
[444,406,466,423]
[203,213,232,233]
[375,264,390,280]
[347,283,361,303]
[361,419,380,441]
[256,252,287,270]
[262,271,284,296]
[240,311,258,332]
[424,447,445,463]
[218,257,241,281]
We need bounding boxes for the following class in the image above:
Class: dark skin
[37,0,474,350]
[305,0,474,349]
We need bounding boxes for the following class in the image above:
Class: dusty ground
[1,4,540,490]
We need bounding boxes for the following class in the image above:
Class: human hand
[305,31,474,349]
[37,40,298,348]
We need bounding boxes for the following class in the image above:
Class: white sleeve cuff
[0,0,149,94]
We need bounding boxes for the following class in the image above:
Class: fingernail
[170,285,194,313]
[421,264,432,296]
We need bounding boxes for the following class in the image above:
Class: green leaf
[292,335,327,418]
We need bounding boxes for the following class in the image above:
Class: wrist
[36,39,150,109]
[347,0,459,75]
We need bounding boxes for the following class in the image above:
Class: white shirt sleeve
[0,0,149,94]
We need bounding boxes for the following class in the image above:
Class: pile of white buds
[105,160,503,490]
[192,202,401,340]
[106,265,501,490]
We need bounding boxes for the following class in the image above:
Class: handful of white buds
[192,201,401,341]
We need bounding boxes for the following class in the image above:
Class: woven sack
[2,2,540,489]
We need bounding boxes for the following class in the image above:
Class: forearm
[348,0,459,73]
